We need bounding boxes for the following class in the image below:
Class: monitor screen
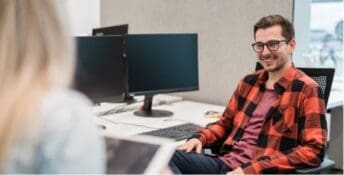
[74,36,125,103]
[92,24,128,36]
[127,33,199,95]
[126,33,199,117]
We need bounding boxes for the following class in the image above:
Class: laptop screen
[104,135,174,174]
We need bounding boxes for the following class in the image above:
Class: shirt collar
[257,64,297,94]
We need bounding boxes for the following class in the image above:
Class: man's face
[254,25,295,72]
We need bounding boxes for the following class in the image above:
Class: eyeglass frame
[251,39,289,53]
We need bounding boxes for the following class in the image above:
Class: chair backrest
[255,62,335,108]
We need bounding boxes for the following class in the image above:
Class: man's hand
[226,167,244,175]
[177,138,202,154]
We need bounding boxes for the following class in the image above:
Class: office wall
[66,0,100,35]
[101,0,294,105]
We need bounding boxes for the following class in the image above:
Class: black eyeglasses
[251,40,288,53]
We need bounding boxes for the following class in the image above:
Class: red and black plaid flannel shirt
[192,65,327,174]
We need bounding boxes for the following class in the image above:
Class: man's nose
[260,45,271,56]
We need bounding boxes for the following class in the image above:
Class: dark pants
[169,150,231,174]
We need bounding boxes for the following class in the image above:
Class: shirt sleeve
[190,81,242,146]
[241,85,327,174]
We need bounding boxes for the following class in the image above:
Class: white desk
[96,101,224,137]
[93,94,183,115]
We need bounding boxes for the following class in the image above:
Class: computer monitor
[92,24,129,36]
[74,36,126,104]
[126,33,199,117]
[92,24,134,102]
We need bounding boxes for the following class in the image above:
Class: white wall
[65,0,100,35]
[100,0,294,105]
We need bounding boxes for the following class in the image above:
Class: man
[169,15,327,174]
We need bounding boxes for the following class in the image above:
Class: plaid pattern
[191,65,327,174]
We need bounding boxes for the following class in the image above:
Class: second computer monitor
[92,24,135,102]
[74,36,125,103]
[126,33,199,117]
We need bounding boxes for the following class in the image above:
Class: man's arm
[241,86,327,174]
[189,81,243,147]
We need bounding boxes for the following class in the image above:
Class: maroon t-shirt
[219,88,278,169]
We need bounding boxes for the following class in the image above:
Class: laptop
[104,134,175,174]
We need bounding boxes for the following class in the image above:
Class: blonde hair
[0,0,75,168]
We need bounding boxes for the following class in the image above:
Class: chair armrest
[295,158,335,174]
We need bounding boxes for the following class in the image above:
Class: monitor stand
[134,94,173,117]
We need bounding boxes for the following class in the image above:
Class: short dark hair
[254,15,295,41]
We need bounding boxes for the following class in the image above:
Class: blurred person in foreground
[0,0,105,173]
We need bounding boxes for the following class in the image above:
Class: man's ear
[288,39,296,54]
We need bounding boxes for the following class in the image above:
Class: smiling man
[169,15,327,174]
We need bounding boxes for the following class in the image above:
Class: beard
[258,55,285,72]
[258,54,278,61]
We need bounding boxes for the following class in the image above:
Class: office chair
[255,62,336,173]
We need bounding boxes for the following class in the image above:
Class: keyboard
[139,123,200,141]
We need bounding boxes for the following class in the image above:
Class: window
[308,0,343,79]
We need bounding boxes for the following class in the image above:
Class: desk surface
[93,94,183,115]
[96,101,224,137]
[97,89,343,136]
